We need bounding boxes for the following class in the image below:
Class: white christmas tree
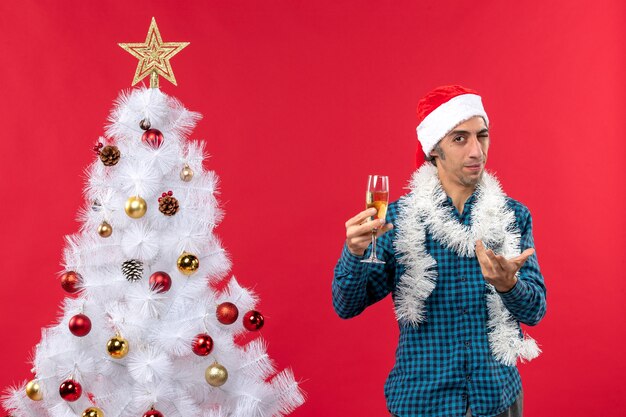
[2,18,304,417]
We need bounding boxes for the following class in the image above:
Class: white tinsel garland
[394,163,540,366]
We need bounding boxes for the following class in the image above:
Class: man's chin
[460,171,483,186]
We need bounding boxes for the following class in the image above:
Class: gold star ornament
[119,17,189,88]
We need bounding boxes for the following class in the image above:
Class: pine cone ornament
[158,191,179,216]
[99,145,121,166]
[122,259,143,282]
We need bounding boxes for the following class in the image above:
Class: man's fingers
[347,218,386,238]
[376,222,394,237]
[348,236,373,246]
[483,246,535,274]
[345,208,377,228]
[511,248,535,268]
[475,240,495,274]
[486,249,505,273]
[346,221,392,256]
[348,222,392,242]
[492,253,510,271]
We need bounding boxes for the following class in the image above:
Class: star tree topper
[119,17,189,88]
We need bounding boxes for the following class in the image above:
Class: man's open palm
[475,240,535,292]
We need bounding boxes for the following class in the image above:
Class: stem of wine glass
[371,229,377,260]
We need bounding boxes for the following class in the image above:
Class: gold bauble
[177,252,199,275]
[180,165,194,182]
[98,221,113,237]
[82,407,104,417]
[25,379,43,401]
[205,362,228,387]
[125,196,147,218]
[106,335,129,359]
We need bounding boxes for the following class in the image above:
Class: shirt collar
[444,190,478,207]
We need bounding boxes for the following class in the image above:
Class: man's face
[429,116,490,187]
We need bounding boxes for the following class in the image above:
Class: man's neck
[438,173,476,215]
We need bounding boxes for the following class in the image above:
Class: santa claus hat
[416,85,489,158]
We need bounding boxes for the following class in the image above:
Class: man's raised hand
[345,208,393,256]
[475,240,535,292]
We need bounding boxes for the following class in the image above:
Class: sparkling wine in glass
[361,175,389,264]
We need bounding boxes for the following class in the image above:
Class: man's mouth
[464,164,482,171]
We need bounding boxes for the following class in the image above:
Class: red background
[1,1,624,416]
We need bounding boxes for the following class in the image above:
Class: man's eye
[453,136,465,142]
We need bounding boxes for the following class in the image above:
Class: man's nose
[467,135,483,159]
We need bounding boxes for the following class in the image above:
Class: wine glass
[361,175,389,264]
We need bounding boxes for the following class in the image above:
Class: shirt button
[466,375,471,382]
[465,341,471,347]
[461,394,468,400]
[461,308,468,315]
[460,276,467,282]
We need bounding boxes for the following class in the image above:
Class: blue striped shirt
[332,193,546,417]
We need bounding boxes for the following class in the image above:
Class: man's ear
[429,139,445,160]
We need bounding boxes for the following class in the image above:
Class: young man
[332,85,546,417]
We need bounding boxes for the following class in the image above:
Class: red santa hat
[415,85,489,161]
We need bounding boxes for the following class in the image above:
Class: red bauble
[141,128,164,148]
[69,314,92,337]
[242,310,264,331]
[143,409,163,417]
[216,302,239,325]
[59,379,82,402]
[192,333,214,356]
[61,271,82,293]
[149,271,172,293]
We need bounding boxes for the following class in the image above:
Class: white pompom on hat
[415,85,489,162]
